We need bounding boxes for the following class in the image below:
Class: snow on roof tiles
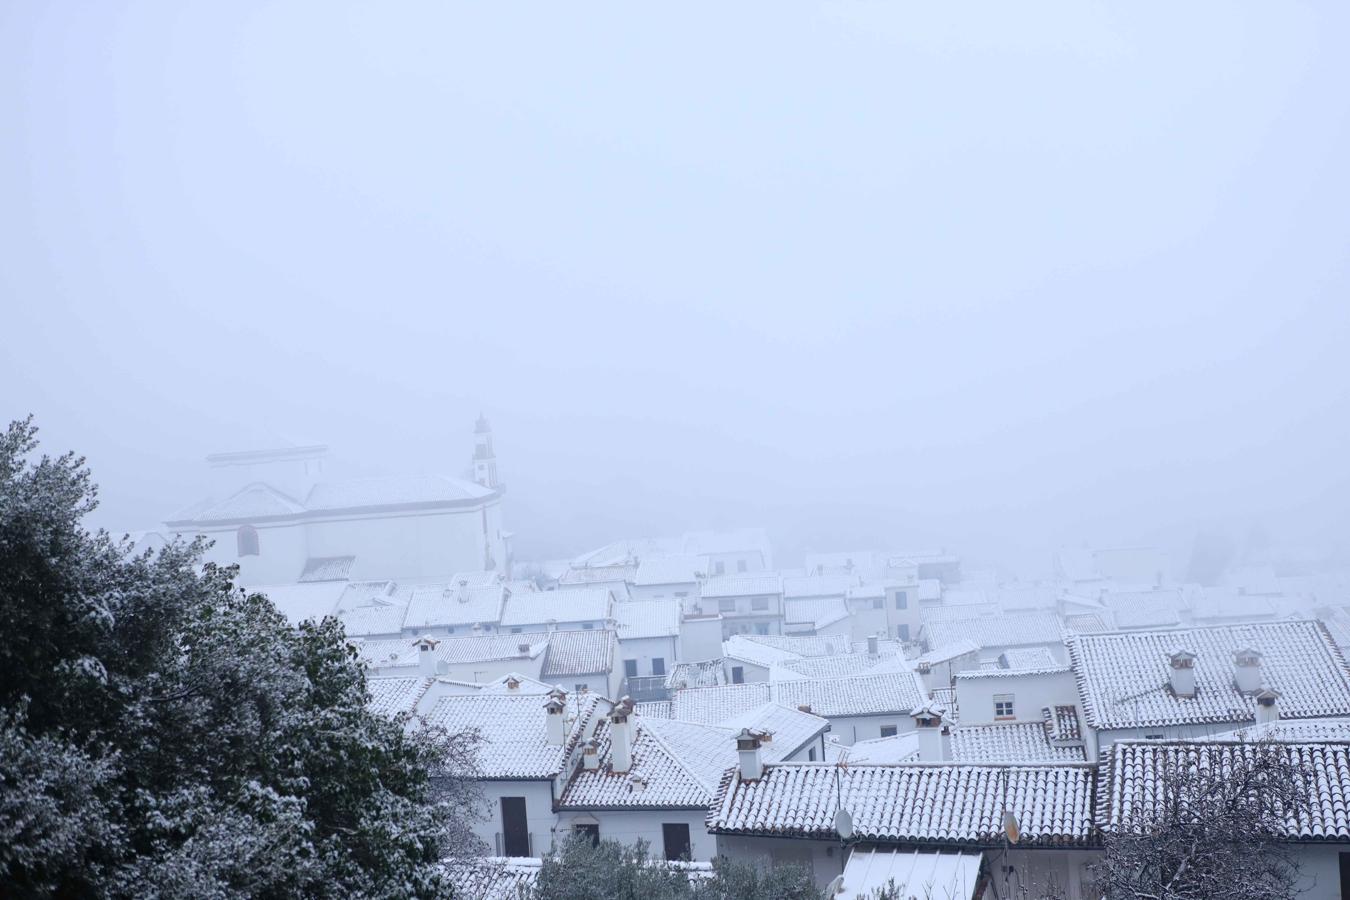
[252,581,347,625]
[776,651,906,680]
[774,672,926,718]
[920,603,1002,625]
[784,597,851,631]
[558,564,637,586]
[422,693,601,779]
[499,588,611,627]
[1098,741,1350,840]
[441,858,541,900]
[665,659,726,691]
[700,573,783,599]
[365,676,434,716]
[613,599,681,640]
[561,717,721,809]
[829,733,921,765]
[708,762,1096,846]
[403,582,506,629]
[1067,620,1350,731]
[923,612,1065,651]
[337,603,408,637]
[632,554,706,586]
[950,722,1085,763]
[783,573,858,599]
[298,555,356,582]
[431,633,547,665]
[541,630,616,677]
[670,682,773,724]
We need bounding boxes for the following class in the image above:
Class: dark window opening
[731,666,745,684]
[662,823,692,861]
[574,823,600,847]
[652,657,666,676]
[500,797,529,857]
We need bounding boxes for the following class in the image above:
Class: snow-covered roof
[700,573,783,599]
[828,733,920,765]
[366,676,434,717]
[998,647,1061,671]
[951,722,1085,763]
[775,650,906,681]
[723,635,802,668]
[1188,586,1278,622]
[783,573,858,599]
[403,582,506,629]
[252,581,347,625]
[774,672,926,719]
[613,599,681,640]
[348,637,419,669]
[499,587,612,627]
[541,630,616,677]
[440,858,542,900]
[707,762,1096,847]
[337,603,408,637]
[921,603,1001,625]
[783,597,850,631]
[632,554,706,586]
[422,692,602,779]
[298,555,356,582]
[664,659,725,691]
[558,564,637,586]
[838,850,981,900]
[560,716,726,809]
[1067,620,1350,731]
[681,528,772,561]
[923,612,1065,651]
[1098,740,1350,840]
[917,640,981,667]
[670,682,773,724]
[1206,718,1350,743]
[431,633,547,665]
[738,633,850,657]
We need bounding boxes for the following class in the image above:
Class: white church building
[165,417,510,585]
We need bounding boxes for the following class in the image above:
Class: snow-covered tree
[0,417,481,898]
[1092,741,1309,900]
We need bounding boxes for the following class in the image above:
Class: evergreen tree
[0,417,481,898]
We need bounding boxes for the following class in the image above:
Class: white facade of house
[953,668,1079,727]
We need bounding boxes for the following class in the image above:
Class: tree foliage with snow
[530,835,818,900]
[0,417,481,898]
[1092,741,1309,900]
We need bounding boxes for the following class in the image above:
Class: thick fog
[2,2,1347,575]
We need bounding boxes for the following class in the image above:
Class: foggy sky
[3,2,1348,575]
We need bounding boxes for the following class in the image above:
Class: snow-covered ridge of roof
[1067,620,1350,731]
[337,603,408,637]
[440,858,542,900]
[707,762,1096,847]
[954,665,1071,680]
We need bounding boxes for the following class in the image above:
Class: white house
[165,420,509,585]
[613,599,681,696]
[630,555,705,602]
[700,574,784,639]
[500,587,614,634]
[540,630,621,698]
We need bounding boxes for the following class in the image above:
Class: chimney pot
[1233,648,1263,694]
[735,728,764,781]
[1167,649,1197,699]
[1255,688,1281,726]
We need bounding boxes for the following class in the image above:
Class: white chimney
[1233,648,1263,694]
[505,675,521,693]
[609,697,635,773]
[581,739,599,771]
[1167,649,1197,699]
[414,635,440,677]
[867,634,879,657]
[545,689,567,746]
[911,701,949,762]
[1255,688,1281,726]
[736,728,764,781]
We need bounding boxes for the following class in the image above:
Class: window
[511,627,522,634]
[994,694,1015,720]
[718,598,737,613]
[575,683,588,693]
[714,560,726,575]
[581,622,594,630]
[652,657,666,676]
[897,624,910,641]
[808,748,817,761]
[662,823,692,861]
[751,595,769,611]
[736,559,747,573]
[236,525,259,557]
[674,591,688,598]
[872,598,883,609]
[894,590,908,610]
[446,626,455,635]
[731,666,745,684]
[624,659,639,678]
[880,725,899,738]
[574,823,600,847]
[754,623,769,635]
[1145,733,1164,740]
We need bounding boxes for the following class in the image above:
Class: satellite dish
[1003,810,1021,844]
[834,807,854,841]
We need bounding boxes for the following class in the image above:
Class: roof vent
[1255,687,1281,725]
[517,643,532,656]
[797,704,813,714]
[1233,647,1263,694]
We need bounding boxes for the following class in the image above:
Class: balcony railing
[493,831,536,857]
[621,675,669,703]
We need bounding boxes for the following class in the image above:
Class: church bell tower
[472,414,499,489]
